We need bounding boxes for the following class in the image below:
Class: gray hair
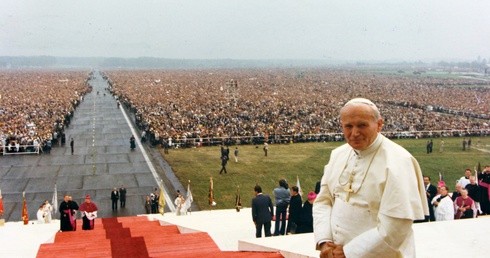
[341,98,381,119]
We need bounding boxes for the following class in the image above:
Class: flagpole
[0,188,4,225]
[187,180,192,215]
[52,183,58,216]
[209,177,216,208]
[22,191,29,225]
[158,180,166,216]
[235,185,242,212]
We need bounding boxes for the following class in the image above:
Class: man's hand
[319,242,345,258]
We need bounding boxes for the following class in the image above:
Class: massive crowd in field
[0,70,91,153]
[0,68,489,152]
[106,69,489,146]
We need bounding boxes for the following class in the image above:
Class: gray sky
[1,0,489,62]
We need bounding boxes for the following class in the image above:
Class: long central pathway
[0,71,178,222]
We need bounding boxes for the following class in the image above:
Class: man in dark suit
[70,138,74,155]
[119,185,127,208]
[424,176,438,221]
[251,185,274,238]
[111,188,119,211]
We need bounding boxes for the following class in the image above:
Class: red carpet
[36,216,283,258]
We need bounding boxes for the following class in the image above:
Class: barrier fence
[1,144,41,155]
[1,129,487,155]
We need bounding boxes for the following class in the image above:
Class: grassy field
[161,136,490,211]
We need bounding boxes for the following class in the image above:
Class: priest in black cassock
[59,195,79,231]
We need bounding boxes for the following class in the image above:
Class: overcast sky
[1,0,489,62]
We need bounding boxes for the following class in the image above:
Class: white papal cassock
[313,134,428,258]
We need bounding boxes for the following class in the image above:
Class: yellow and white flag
[159,184,166,215]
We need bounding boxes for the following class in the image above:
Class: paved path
[0,71,184,222]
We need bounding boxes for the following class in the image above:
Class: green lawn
[162,136,489,211]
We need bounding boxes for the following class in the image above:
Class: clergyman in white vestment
[313,98,428,258]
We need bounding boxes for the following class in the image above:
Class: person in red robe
[454,189,476,219]
[79,195,98,230]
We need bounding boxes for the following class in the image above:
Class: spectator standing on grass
[219,154,228,174]
[234,147,239,163]
[263,142,268,157]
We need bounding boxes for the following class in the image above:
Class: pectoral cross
[343,173,354,202]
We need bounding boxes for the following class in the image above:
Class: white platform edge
[2,211,490,258]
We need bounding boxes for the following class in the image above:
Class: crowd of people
[104,69,489,147]
[0,70,92,154]
[421,165,490,223]
[252,178,317,238]
[1,69,488,154]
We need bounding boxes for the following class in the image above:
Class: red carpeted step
[108,236,149,258]
[116,216,152,223]
[40,216,284,258]
[144,232,220,257]
[37,241,112,258]
[119,220,161,228]
[54,229,108,242]
[84,241,112,258]
[129,225,181,236]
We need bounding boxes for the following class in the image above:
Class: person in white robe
[174,194,186,216]
[42,200,53,223]
[457,169,471,188]
[432,185,454,221]
[313,98,428,258]
[36,204,47,224]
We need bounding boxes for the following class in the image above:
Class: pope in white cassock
[313,98,428,258]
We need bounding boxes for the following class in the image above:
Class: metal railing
[1,144,41,155]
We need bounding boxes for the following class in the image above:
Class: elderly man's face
[340,104,383,151]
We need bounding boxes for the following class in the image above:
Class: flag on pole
[22,192,29,225]
[296,175,304,197]
[209,177,216,206]
[0,188,4,218]
[158,183,166,215]
[476,162,482,185]
[52,184,58,216]
[235,186,242,212]
[475,166,479,185]
[183,181,193,213]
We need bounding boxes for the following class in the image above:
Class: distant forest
[0,55,488,70]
